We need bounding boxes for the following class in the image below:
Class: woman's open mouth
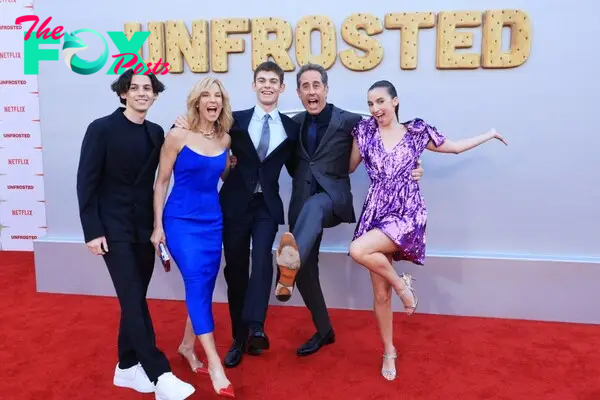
[207,106,218,117]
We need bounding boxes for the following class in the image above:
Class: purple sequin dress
[351,117,446,265]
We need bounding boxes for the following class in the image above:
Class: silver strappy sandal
[397,273,418,315]
[381,351,398,381]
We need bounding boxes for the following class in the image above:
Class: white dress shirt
[248,105,287,192]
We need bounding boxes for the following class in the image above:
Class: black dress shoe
[224,340,245,368]
[296,330,335,356]
[247,327,270,355]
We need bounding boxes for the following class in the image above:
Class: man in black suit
[173,61,299,368]
[76,69,194,400]
[274,63,424,357]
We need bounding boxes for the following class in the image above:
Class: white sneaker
[154,372,195,400]
[113,362,155,393]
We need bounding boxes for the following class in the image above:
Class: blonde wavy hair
[185,77,233,138]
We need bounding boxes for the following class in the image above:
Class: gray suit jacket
[288,104,362,227]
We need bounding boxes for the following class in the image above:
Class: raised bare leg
[349,229,418,314]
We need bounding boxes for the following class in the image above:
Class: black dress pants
[289,192,341,336]
[223,194,279,342]
[102,241,171,383]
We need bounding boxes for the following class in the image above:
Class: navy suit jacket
[219,107,300,224]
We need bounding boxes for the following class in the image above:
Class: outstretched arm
[427,128,506,154]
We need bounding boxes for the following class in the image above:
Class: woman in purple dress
[348,80,507,381]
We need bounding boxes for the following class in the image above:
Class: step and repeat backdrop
[0,0,47,251]
[0,0,598,264]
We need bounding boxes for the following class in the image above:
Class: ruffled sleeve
[410,118,446,150]
[351,117,374,159]
[425,122,445,147]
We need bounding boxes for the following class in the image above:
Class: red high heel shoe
[217,384,235,398]
[177,347,209,375]
[209,368,235,398]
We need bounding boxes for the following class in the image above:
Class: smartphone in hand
[158,242,171,272]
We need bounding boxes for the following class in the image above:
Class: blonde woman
[151,77,235,398]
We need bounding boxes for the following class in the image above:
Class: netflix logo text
[0,206,47,245]
[0,52,22,59]
[3,106,26,112]
[12,209,33,216]
[7,158,30,165]
[1,151,44,174]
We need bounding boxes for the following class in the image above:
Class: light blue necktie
[256,114,271,161]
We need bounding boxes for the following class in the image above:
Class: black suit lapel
[281,113,295,141]
[237,107,253,132]
[314,106,343,156]
[262,112,293,163]
[295,111,310,159]
[235,108,260,162]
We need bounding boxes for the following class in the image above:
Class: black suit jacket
[219,107,299,224]
[76,108,164,243]
[288,104,362,226]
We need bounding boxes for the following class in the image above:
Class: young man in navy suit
[175,61,299,368]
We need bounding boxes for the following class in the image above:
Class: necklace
[199,127,216,139]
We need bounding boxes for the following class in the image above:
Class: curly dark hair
[110,69,166,105]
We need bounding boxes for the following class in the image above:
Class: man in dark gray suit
[274,63,423,356]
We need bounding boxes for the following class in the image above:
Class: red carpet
[0,251,599,399]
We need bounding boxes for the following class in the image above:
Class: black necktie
[306,117,317,156]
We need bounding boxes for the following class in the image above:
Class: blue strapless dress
[163,145,227,335]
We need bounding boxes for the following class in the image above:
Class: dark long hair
[368,80,399,120]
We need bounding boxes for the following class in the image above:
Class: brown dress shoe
[275,232,300,302]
